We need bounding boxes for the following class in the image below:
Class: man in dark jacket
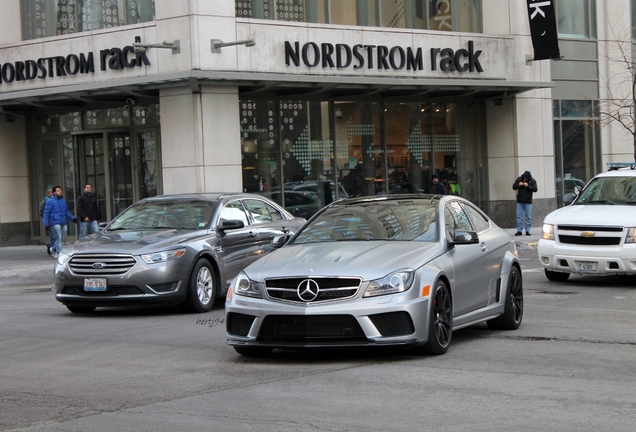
[76,183,101,239]
[430,174,447,195]
[512,170,538,236]
[43,185,77,258]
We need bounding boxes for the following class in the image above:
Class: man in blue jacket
[43,185,77,258]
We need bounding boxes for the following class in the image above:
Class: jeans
[516,202,532,233]
[79,220,99,239]
[50,224,67,253]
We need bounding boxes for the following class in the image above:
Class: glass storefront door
[74,130,161,221]
[74,132,134,221]
[35,136,78,242]
[109,133,134,217]
[76,134,107,223]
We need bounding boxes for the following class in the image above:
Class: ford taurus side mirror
[217,219,245,231]
[272,235,287,248]
[450,230,479,245]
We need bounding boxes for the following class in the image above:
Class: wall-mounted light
[133,40,181,54]
[211,38,255,53]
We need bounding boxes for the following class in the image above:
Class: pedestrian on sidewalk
[76,183,100,239]
[43,186,77,258]
[512,170,538,236]
[39,188,53,255]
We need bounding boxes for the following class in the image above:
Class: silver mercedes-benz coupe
[226,194,523,356]
[54,193,305,314]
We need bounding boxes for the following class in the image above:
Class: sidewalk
[504,227,540,249]
[0,245,56,290]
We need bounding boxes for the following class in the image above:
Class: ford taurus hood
[245,241,441,281]
[545,204,636,226]
[65,229,207,255]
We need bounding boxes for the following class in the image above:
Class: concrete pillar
[159,85,242,194]
[0,116,30,245]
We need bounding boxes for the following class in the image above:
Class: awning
[0,70,553,116]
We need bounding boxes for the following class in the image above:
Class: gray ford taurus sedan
[54,193,305,314]
[226,194,523,356]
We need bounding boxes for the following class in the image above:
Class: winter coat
[512,170,538,204]
[431,182,447,195]
[76,192,100,221]
[43,195,76,227]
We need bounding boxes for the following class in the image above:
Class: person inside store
[430,174,447,195]
[43,185,77,258]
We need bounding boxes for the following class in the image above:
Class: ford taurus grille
[68,254,137,275]
[265,277,361,303]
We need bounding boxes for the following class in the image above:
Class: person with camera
[512,170,538,236]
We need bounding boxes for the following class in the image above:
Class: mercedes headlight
[141,248,186,264]
[233,271,262,298]
[625,227,636,244]
[364,269,414,298]
[541,224,555,241]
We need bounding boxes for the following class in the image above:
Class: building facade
[0,0,629,246]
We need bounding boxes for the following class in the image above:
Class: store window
[20,0,155,40]
[239,98,487,219]
[236,0,482,32]
[555,0,596,39]
[553,100,601,207]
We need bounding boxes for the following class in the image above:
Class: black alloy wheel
[488,266,523,330]
[416,280,452,355]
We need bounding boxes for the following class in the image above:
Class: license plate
[84,278,107,291]
[576,261,597,272]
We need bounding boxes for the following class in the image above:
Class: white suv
[538,163,636,281]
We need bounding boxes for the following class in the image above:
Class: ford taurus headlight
[57,251,72,266]
[625,227,636,244]
[364,269,414,297]
[233,271,262,298]
[541,224,554,241]
[141,248,186,264]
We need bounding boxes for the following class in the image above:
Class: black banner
[526,0,560,60]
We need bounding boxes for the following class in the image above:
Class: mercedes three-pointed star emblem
[297,279,320,302]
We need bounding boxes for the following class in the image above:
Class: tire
[544,269,570,282]
[184,259,216,313]
[66,305,96,314]
[487,266,523,330]
[234,346,274,357]
[414,280,452,355]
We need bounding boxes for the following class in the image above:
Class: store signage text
[285,40,483,72]
[0,45,151,84]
